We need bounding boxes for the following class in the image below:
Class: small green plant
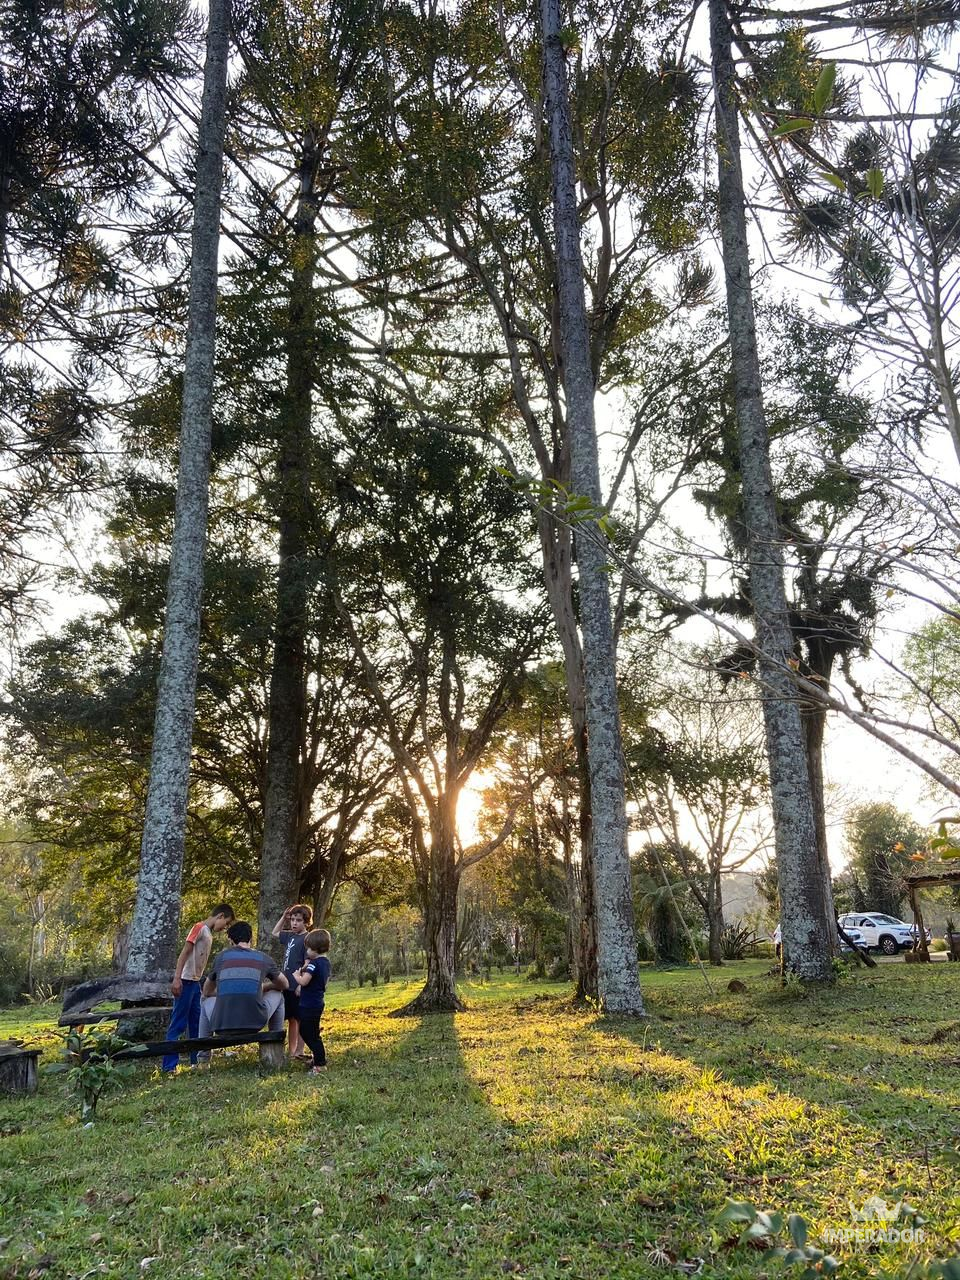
[946,917,956,935]
[20,982,58,1005]
[719,922,762,961]
[45,1027,145,1122]
[716,1201,839,1276]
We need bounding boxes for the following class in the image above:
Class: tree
[230,0,383,943]
[538,0,643,1014]
[646,304,910,927]
[331,418,547,1012]
[632,843,700,967]
[126,0,233,976]
[339,0,703,1000]
[844,801,929,918]
[904,615,960,787]
[744,18,960,464]
[0,0,188,622]
[709,0,834,981]
[631,680,772,965]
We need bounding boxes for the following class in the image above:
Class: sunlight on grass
[3,965,960,1277]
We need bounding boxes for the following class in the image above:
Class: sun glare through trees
[1,0,960,1273]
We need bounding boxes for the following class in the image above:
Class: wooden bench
[60,975,287,1071]
[113,1030,286,1070]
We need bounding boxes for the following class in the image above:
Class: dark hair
[210,903,235,921]
[288,903,313,925]
[304,928,330,954]
[227,921,253,944]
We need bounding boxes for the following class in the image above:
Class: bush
[719,922,763,960]
[636,932,656,963]
[932,937,948,952]
[546,956,569,981]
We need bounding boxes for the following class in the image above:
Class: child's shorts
[283,989,300,1020]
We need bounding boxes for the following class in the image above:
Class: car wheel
[879,935,899,956]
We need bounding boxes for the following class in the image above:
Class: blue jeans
[161,980,202,1071]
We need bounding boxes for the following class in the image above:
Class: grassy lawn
[2,961,960,1278]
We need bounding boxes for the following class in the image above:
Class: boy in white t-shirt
[161,903,234,1072]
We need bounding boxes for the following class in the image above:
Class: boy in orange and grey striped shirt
[161,903,234,1073]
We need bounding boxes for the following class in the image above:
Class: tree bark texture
[394,808,464,1015]
[540,0,644,1015]
[709,0,833,981]
[707,871,724,966]
[800,698,838,942]
[126,0,230,978]
[257,129,320,946]
[536,512,598,997]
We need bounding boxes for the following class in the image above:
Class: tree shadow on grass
[585,971,960,1226]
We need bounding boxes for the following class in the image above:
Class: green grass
[2,962,960,1278]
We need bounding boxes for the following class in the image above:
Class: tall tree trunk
[257,129,319,945]
[800,698,838,936]
[540,0,644,1015]
[396,806,464,1014]
[707,870,724,966]
[537,514,597,996]
[126,0,230,977]
[313,840,345,925]
[709,0,833,982]
[558,760,581,986]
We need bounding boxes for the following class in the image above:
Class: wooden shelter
[905,868,960,961]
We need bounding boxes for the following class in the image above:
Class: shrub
[46,1028,145,1122]
[932,937,948,952]
[720,922,763,961]
[636,932,656,963]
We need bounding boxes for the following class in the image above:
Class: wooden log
[838,925,878,968]
[258,1037,286,1072]
[58,1005,172,1027]
[61,975,171,1016]
[0,1049,39,1094]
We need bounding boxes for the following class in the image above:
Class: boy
[162,902,235,1073]
[271,903,313,1059]
[198,920,288,1047]
[292,928,331,1074]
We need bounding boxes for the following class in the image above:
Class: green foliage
[45,1027,145,1121]
[0,0,193,620]
[813,62,836,114]
[904,617,960,794]
[632,843,699,966]
[844,801,930,916]
[716,1201,840,1275]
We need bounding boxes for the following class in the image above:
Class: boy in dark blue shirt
[270,903,313,1060]
[293,928,331,1073]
